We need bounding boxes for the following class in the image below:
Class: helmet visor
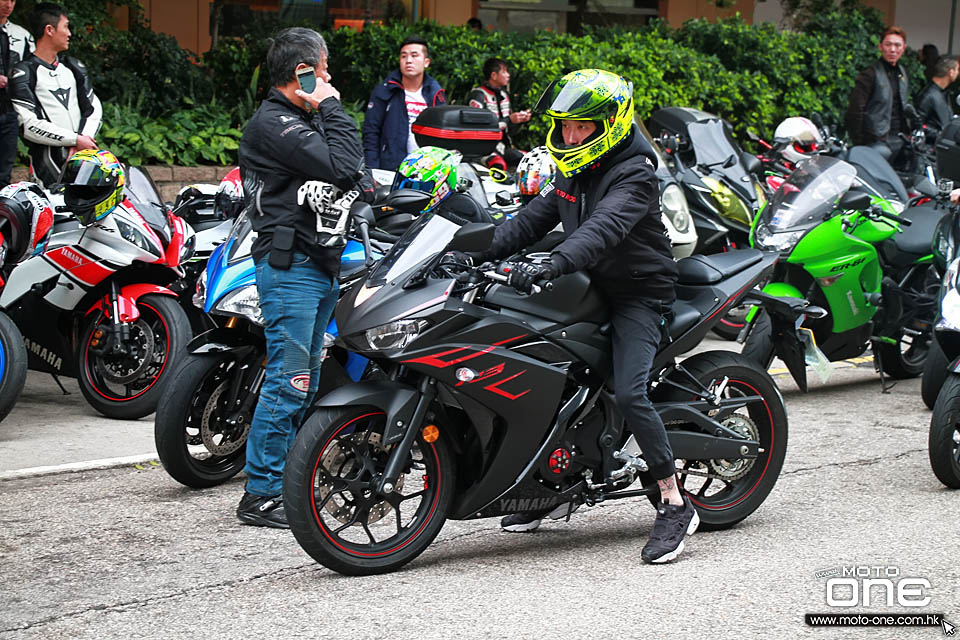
[60,157,117,187]
[535,76,629,121]
[392,175,436,194]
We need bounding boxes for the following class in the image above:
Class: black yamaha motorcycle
[282,205,821,575]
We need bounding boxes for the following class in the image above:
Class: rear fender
[313,380,420,444]
[744,282,804,323]
[84,283,178,322]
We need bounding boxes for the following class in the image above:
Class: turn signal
[422,424,439,443]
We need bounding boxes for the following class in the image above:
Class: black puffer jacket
[486,126,678,300]
[239,88,370,273]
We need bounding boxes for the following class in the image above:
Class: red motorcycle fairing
[43,246,118,288]
[164,211,188,268]
[85,283,178,323]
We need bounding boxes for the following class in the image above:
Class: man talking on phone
[236,27,373,528]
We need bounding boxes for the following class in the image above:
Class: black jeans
[609,296,675,481]
[0,110,18,188]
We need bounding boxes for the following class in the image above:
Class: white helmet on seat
[774,117,824,164]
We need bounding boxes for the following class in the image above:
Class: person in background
[845,26,910,169]
[921,44,940,83]
[361,35,446,171]
[468,57,531,172]
[467,17,482,31]
[8,2,100,187]
[0,0,34,187]
[917,55,959,136]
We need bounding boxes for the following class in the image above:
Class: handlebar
[481,267,554,294]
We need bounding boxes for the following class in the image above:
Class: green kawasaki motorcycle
[742,155,941,383]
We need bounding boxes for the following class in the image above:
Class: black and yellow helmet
[535,69,634,178]
[60,149,126,225]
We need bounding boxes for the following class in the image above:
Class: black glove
[356,167,376,204]
[439,250,475,267]
[506,260,558,294]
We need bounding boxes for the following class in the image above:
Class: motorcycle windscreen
[366,212,460,287]
[687,120,749,180]
[225,209,255,265]
[758,155,857,233]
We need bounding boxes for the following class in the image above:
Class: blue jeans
[0,111,19,188]
[244,252,340,497]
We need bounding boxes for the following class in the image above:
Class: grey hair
[267,27,329,87]
[933,55,959,79]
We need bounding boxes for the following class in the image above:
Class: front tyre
[0,311,27,424]
[929,374,960,488]
[78,294,191,419]
[154,352,257,488]
[921,336,949,410]
[284,406,454,576]
[658,350,788,530]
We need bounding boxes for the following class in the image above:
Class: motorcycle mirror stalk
[349,200,376,266]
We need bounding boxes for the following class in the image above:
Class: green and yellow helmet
[60,149,126,225]
[535,69,634,178]
[392,146,463,213]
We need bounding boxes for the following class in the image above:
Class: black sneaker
[237,492,289,529]
[641,495,699,564]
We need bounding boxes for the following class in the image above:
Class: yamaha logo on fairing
[23,337,62,370]
[499,497,559,512]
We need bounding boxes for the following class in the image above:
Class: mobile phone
[295,65,316,94]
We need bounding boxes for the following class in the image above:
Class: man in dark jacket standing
[468,57,530,171]
[236,27,372,528]
[845,26,910,167]
[362,35,445,171]
[0,0,33,187]
[917,55,958,136]
[474,69,697,564]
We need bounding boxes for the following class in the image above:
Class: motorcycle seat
[676,248,763,285]
[880,205,946,265]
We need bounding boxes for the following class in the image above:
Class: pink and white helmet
[774,117,825,165]
[0,182,54,265]
[215,167,244,219]
[516,146,557,205]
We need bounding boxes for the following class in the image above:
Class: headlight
[116,218,162,257]
[214,283,264,325]
[754,181,767,208]
[938,257,960,332]
[193,269,207,308]
[702,176,752,226]
[661,183,691,233]
[364,319,429,351]
[754,222,805,252]
[180,233,196,263]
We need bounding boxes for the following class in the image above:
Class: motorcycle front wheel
[929,373,960,488]
[78,294,191,419]
[657,350,788,530]
[154,351,259,488]
[284,406,455,576]
[0,311,27,424]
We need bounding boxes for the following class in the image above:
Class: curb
[0,453,160,481]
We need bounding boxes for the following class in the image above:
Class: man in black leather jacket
[917,55,958,136]
[235,27,372,529]
[476,69,697,564]
[845,26,910,168]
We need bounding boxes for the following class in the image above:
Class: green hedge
[13,4,919,166]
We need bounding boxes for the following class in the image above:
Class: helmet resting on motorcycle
[774,117,824,165]
[216,167,245,219]
[535,68,634,178]
[0,182,54,265]
[516,146,557,205]
[392,146,463,213]
[60,149,126,225]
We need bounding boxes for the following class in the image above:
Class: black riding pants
[609,296,675,481]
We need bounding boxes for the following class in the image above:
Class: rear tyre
[921,336,949,410]
[657,350,788,530]
[0,311,27,424]
[155,352,258,488]
[740,310,776,370]
[713,305,749,341]
[929,374,960,488]
[78,294,191,419]
[284,406,455,575]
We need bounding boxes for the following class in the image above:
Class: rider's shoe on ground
[237,492,289,529]
[641,495,699,564]
[500,502,580,532]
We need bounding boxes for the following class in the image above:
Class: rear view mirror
[385,188,432,214]
[838,190,872,211]
[349,200,376,227]
[740,151,762,175]
[449,222,495,253]
[495,190,513,206]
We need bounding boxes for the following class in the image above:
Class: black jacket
[917,82,953,135]
[486,126,678,301]
[239,88,369,273]
[845,59,909,145]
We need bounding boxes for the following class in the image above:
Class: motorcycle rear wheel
[929,374,960,488]
[155,352,256,488]
[284,406,455,576]
[78,294,191,419]
[657,350,788,530]
[0,311,27,424]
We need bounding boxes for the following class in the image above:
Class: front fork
[89,281,133,357]
[376,376,438,496]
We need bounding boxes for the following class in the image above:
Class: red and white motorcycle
[0,157,196,419]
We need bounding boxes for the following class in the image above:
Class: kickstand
[50,374,71,395]
[870,339,897,394]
